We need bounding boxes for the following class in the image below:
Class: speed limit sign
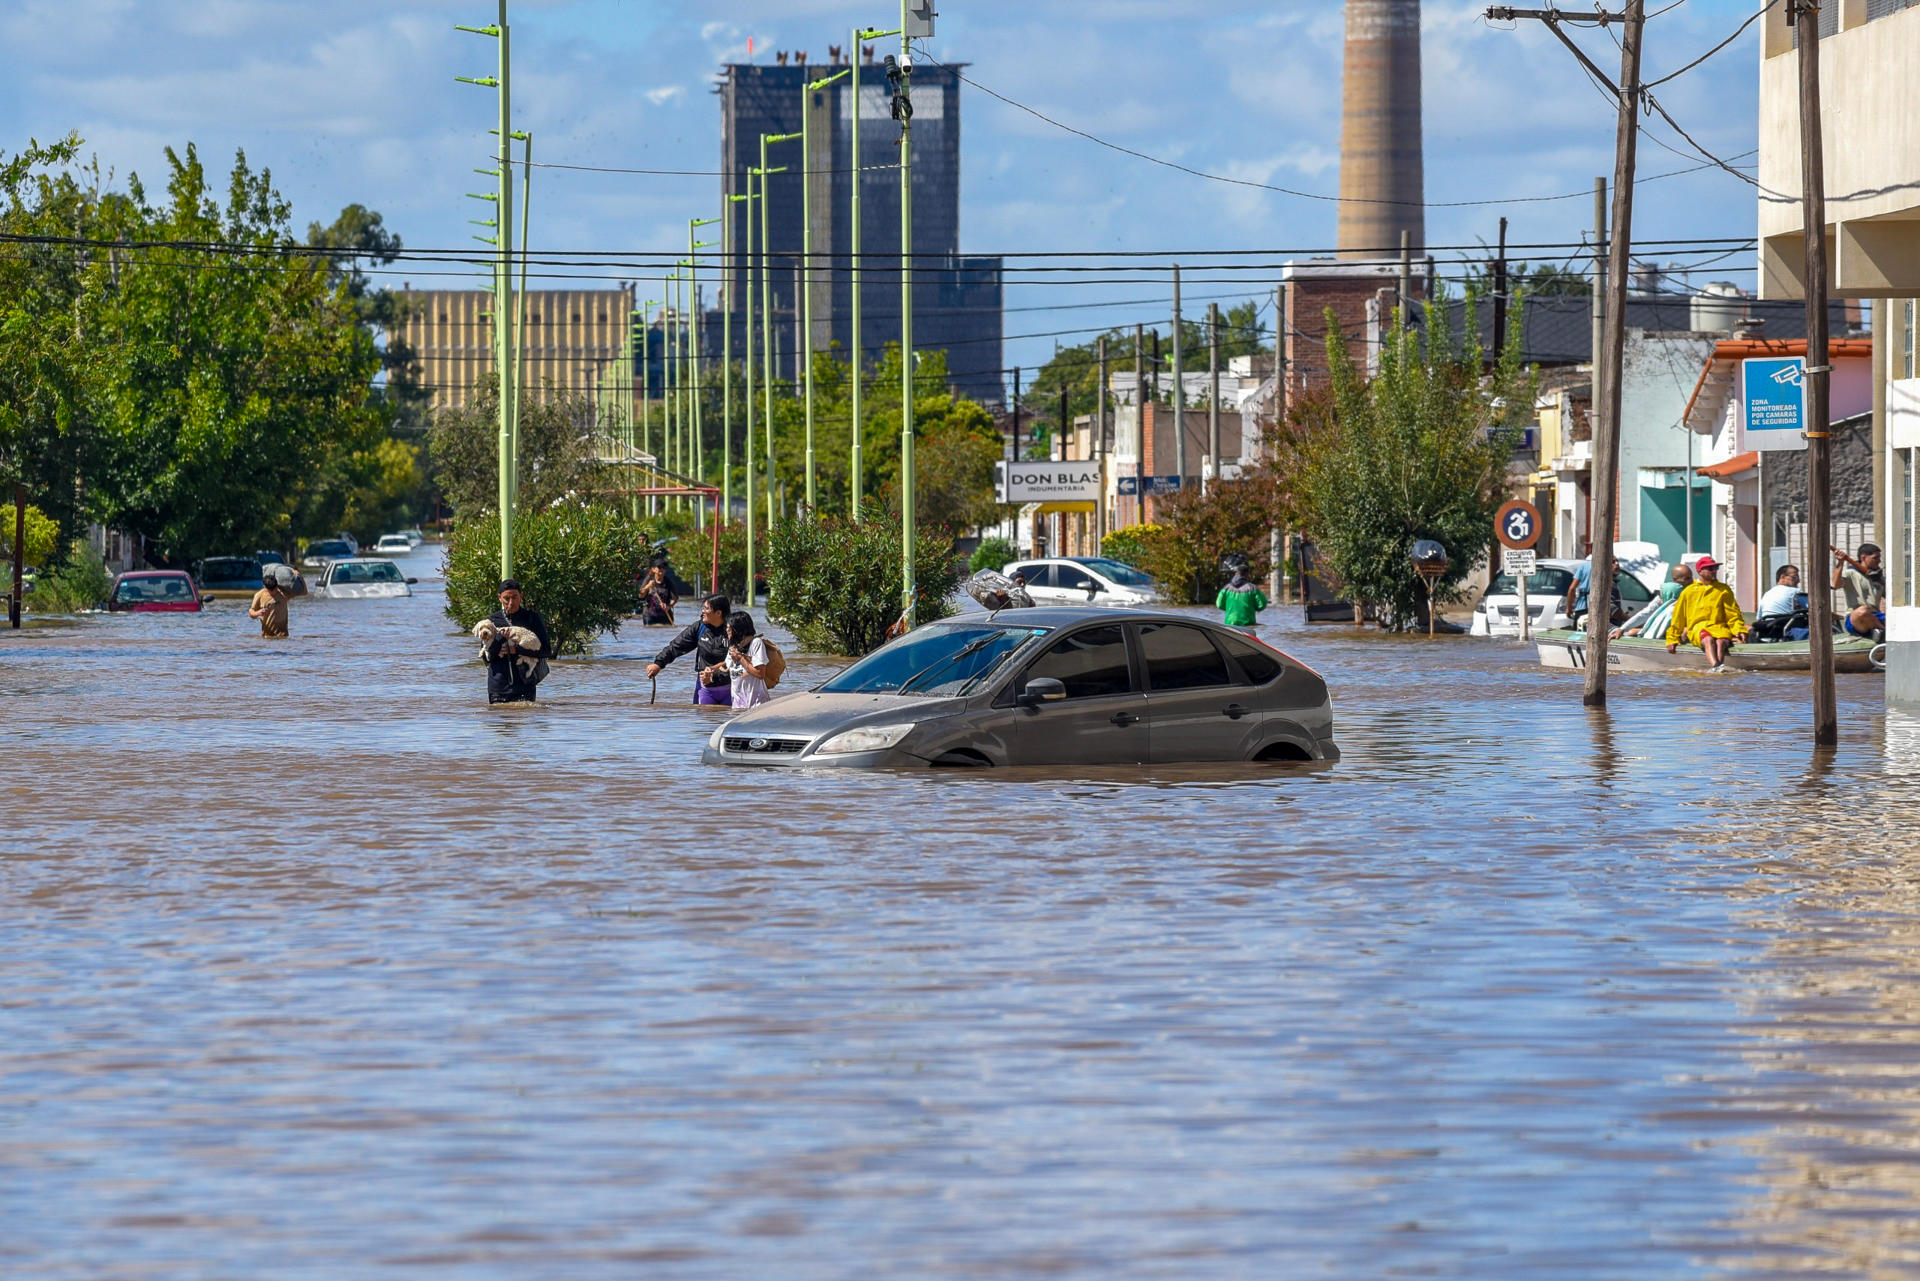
[1495,499,1543,550]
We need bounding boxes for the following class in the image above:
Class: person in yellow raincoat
[1665,555,1747,670]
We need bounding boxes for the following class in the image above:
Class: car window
[1218,632,1283,685]
[821,623,1047,696]
[1054,564,1093,591]
[1138,623,1233,691]
[1487,567,1574,597]
[1015,563,1052,588]
[366,562,403,582]
[1078,558,1154,587]
[1616,571,1652,605]
[1024,624,1132,699]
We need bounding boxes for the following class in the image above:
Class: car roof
[118,569,190,578]
[958,606,1213,628]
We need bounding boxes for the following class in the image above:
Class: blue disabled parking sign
[1740,356,1808,452]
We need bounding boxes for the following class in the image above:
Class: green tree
[1300,296,1534,630]
[84,144,385,564]
[764,510,961,655]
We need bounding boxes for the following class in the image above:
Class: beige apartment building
[394,286,636,410]
[1757,0,1920,706]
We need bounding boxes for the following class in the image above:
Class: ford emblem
[748,737,768,751]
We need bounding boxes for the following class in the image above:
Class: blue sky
[0,0,1767,378]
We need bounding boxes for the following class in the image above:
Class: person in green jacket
[1216,567,1267,629]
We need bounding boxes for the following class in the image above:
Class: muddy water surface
[5,546,1920,1278]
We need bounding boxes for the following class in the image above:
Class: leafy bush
[1140,478,1282,604]
[1100,525,1159,570]
[765,514,963,656]
[29,542,113,613]
[443,499,645,655]
[0,504,59,569]
[969,536,1016,574]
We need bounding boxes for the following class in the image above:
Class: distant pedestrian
[1216,566,1267,629]
[484,579,551,704]
[647,593,734,706]
[639,564,677,626]
[721,611,774,710]
[247,580,291,639]
[1665,555,1747,671]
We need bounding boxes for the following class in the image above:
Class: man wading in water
[486,580,551,704]
[646,594,735,706]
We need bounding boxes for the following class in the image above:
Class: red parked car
[108,571,204,613]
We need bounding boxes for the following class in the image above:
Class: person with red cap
[1664,555,1747,671]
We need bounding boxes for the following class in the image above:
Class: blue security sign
[1116,475,1183,496]
[1740,356,1808,452]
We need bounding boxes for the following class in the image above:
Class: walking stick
[650,673,657,705]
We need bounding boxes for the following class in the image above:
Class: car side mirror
[1086,581,1103,595]
[406,577,419,584]
[1017,676,1068,707]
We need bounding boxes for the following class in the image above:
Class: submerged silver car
[702,607,1338,769]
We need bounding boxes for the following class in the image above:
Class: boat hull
[1534,629,1880,673]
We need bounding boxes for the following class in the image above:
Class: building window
[1905,299,1917,380]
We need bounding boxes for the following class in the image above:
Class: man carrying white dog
[483,579,551,705]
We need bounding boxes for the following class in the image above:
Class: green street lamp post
[852,25,900,523]
[758,132,798,535]
[690,218,720,502]
[804,68,851,514]
[724,193,748,529]
[456,4,518,578]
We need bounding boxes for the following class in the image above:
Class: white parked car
[316,557,414,599]
[373,534,413,556]
[1469,553,1662,637]
[1002,557,1160,607]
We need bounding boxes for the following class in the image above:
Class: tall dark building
[717,55,1004,407]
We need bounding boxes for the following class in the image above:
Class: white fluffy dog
[472,619,543,681]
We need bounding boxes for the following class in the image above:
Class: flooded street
[6,544,1919,1278]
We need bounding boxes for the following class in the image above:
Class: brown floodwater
[5,544,1919,1278]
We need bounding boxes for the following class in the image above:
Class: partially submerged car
[316,558,413,599]
[299,538,356,571]
[1002,556,1161,607]
[108,571,203,613]
[193,556,265,600]
[704,607,1336,769]
[373,534,413,556]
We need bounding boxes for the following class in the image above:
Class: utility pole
[1059,385,1069,554]
[1488,1,1643,707]
[744,172,759,599]
[1795,0,1837,745]
[1207,301,1221,497]
[1592,177,1607,549]
[851,32,874,521]
[1171,265,1185,494]
[1011,367,1021,463]
[1095,335,1109,547]
[10,482,22,629]
[1492,215,1509,358]
[805,68,851,515]
[456,2,516,577]
[1134,324,1146,527]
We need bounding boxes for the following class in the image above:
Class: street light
[759,131,799,533]
[456,4,517,577]
[851,26,900,523]
[804,67,852,515]
[690,218,720,506]
[724,192,749,531]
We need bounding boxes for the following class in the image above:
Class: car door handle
[1110,711,1140,726]
[1223,703,1248,720]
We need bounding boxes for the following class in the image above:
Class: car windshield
[116,576,194,602]
[819,623,1050,697]
[1487,567,1575,597]
[1075,557,1155,587]
[335,561,403,584]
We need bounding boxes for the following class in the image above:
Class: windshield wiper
[898,633,1003,693]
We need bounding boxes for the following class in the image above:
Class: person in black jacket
[486,579,552,705]
[646,593,734,705]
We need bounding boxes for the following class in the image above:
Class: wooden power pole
[1487,0,1644,707]
[1795,0,1837,745]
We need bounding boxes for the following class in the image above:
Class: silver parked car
[702,607,1338,769]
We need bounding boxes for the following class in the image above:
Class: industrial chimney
[1336,0,1424,259]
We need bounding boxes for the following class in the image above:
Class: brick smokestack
[1336,0,1424,259]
